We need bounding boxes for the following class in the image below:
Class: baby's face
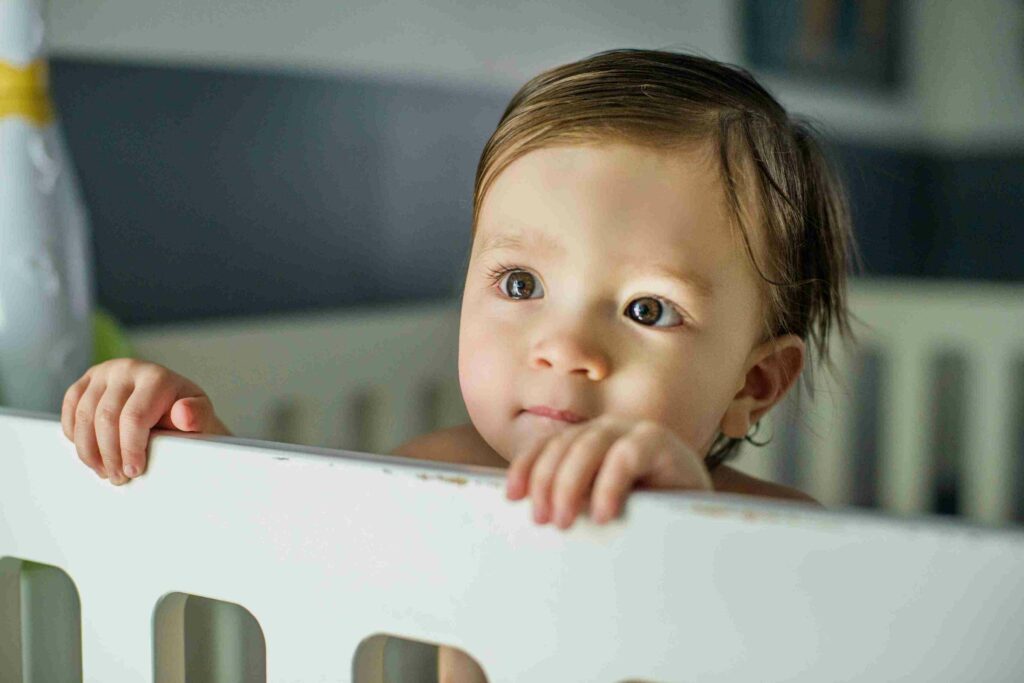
[459,142,770,463]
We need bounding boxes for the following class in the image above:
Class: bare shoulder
[391,423,509,468]
[711,465,823,507]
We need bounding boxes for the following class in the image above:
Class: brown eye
[626,296,682,327]
[500,269,543,299]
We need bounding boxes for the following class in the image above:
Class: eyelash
[484,263,687,328]
[485,262,523,287]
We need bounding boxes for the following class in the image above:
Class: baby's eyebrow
[475,229,564,257]
[625,262,716,299]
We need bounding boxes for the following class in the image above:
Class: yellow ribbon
[0,59,54,125]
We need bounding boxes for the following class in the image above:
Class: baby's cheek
[623,370,713,451]
[458,321,511,443]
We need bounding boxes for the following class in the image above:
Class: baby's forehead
[472,141,775,270]
[477,143,743,231]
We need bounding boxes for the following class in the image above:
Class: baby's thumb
[168,396,218,433]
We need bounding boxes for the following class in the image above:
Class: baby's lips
[523,405,588,423]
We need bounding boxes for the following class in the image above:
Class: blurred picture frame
[742,0,904,91]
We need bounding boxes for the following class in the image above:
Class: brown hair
[472,49,860,468]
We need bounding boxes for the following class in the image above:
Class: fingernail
[533,503,547,524]
[555,509,571,528]
[124,464,138,478]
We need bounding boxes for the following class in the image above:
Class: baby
[61,49,854,681]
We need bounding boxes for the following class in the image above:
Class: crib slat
[291,397,336,449]
[429,380,470,431]
[265,396,301,444]
[79,584,156,682]
[264,395,340,448]
[962,347,1016,523]
[801,349,856,507]
[262,622,358,683]
[362,383,431,454]
[328,393,365,451]
[879,344,933,515]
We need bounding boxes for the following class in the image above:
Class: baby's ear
[719,334,805,439]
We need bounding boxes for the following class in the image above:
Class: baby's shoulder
[391,423,508,468]
[711,465,822,507]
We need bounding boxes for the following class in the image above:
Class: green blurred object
[92,309,133,363]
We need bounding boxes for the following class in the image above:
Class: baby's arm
[61,358,231,484]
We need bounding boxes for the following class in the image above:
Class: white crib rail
[2,410,1024,682]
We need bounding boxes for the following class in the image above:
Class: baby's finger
[551,428,619,528]
[169,396,217,432]
[528,427,583,524]
[61,374,91,441]
[506,433,552,500]
[94,382,134,485]
[119,379,179,479]
[590,436,653,523]
[72,380,108,478]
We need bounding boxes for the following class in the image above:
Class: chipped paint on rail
[689,501,839,530]
[416,473,469,486]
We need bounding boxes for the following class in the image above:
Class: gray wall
[51,58,504,324]
[50,57,1024,326]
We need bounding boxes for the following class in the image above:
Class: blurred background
[43,0,1024,323]
[37,0,1024,520]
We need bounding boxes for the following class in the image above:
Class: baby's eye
[496,268,545,300]
[625,296,684,327]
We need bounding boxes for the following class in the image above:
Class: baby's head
[458,49,856,469]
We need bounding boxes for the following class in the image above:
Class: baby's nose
[529,336,610,380]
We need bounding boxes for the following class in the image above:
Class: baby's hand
[505,416,712,529]
[61,359,230,485]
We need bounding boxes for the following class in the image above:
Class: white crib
[2,276,1024,682]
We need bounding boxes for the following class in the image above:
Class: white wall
[756,0,1024,150]
[913,0,1024,150]
[45,0,739,91]
[44,0,1024,150]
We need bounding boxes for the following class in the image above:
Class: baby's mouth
[521,406,588,423]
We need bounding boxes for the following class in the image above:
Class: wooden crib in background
[126,276,1024,525]
[2,276,1023,682]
